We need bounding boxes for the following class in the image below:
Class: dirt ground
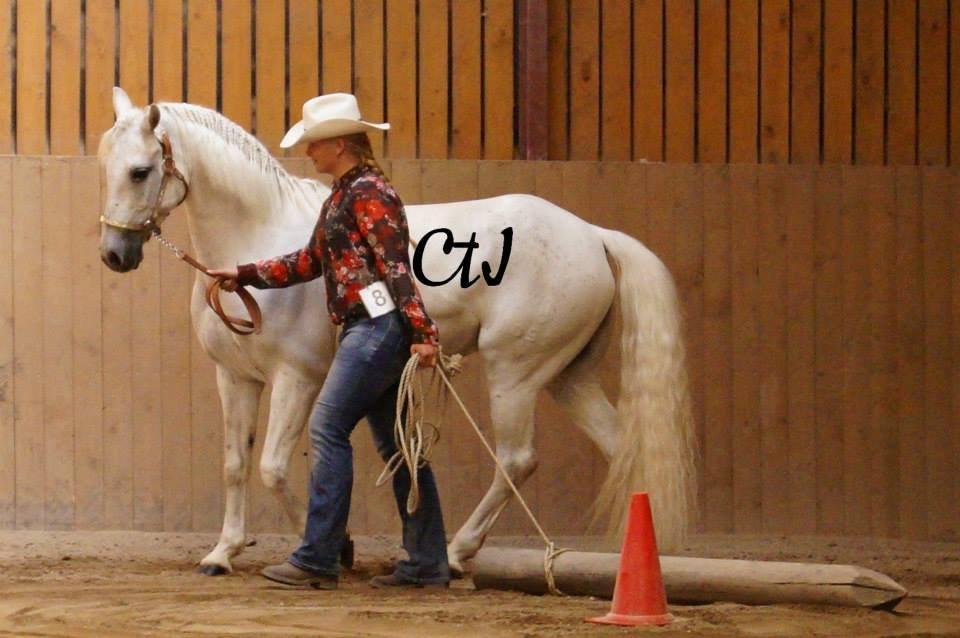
[0,531,957,637]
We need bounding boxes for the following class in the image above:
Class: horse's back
[406,193,615,354]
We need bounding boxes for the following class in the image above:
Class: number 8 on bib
[359,280,397,318]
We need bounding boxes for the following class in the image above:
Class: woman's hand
[411,342,438,368]
[207,266,240,292]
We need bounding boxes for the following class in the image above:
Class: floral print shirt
[236,163,440,345]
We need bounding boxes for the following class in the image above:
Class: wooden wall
[0,0,515,160]
[3,1,960,164]
[549,0,960,164]
[0,156,957,541]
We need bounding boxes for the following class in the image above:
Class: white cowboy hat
[280,93,390,148]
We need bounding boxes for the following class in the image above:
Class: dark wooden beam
[517,0,549,160]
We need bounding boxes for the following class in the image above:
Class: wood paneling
[917,1,949,165]
[600,0,631,161]
[50,0,82,155]
[12,159,45,528]
[353,0,385,158]
[71,160,104,529]
[2,154,959,542]
[186,0,217,109]
[152,0,184,105]
[386,0,417,159]
[822,0,853,163]
[729,0,759,163]
[288,0,320,144]
[16,0,46,154]
[4,1,959,165]
[729,164,761,531]
[0,158,13,526]
[221,0,253,130]
[887,0,917,165]
[484,0,515,159]
[568,1,599,160]
[632,0,663,162]
[760,1,790,163]
[0,1,12,154]
[854,1,886,164]
[450,0,482,158]
[418,0,449,159]
[698,0,728,163]
[255,0,286,155]
[790,0,821,164]
[701,165,733,532]
[813,167,845,534]
[756,166,788,531]
[547,0,569,160]
[41,159,74,529]
[665,0,696,162]
[84,0,115,154]
[321,0,352,94]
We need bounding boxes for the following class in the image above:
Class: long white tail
[594,228,697,551]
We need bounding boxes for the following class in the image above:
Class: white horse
[98,87,696,576]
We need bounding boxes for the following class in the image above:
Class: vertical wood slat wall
[0,0,515,160]
[2,1,959,164]
[0,157,956,542]
[548,0,959,164]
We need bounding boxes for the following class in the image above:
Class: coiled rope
[377,348,571,595]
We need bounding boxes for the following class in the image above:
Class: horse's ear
[143,104,161,133]
[112,87,134,118]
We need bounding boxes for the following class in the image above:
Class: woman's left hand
[411,343,438,368]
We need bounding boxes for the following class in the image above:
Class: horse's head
[98,87,189,272]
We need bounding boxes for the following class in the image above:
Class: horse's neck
[163,113,328,267]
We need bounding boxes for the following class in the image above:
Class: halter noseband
[99,132,190,238]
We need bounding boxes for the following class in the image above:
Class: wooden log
[472,548,907,609]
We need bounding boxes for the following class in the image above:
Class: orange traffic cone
[586,492,673,627]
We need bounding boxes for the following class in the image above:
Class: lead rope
[376,348,571,595]
[152,229,263,335]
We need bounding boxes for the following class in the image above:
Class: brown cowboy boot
[261,561,338,589]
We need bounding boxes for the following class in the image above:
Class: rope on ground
[377,347,571,595]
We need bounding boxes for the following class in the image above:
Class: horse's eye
[130,167,152,183]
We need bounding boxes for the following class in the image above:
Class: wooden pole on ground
[472,548,907,609]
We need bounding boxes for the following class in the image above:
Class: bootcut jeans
[288,308,450,584]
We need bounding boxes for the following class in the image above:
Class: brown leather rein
[100,132,263,336]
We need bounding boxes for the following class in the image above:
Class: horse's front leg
[259,368,320,535]
[198,366,264,576]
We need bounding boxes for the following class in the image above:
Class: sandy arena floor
[0,531,957,637]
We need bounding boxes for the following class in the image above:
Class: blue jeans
[288,309,450,584]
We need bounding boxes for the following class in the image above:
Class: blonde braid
[344,132,390,182]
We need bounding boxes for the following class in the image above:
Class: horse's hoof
[196,564,230,576]
[339,537,355,570]
[449,565,465,580]
[246,539,257,547]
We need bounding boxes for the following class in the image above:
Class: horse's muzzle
[100,230,144,272]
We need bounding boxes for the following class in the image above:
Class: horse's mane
[101,101,327,209]
[159,103,290,181]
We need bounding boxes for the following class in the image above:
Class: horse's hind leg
[446,381,540,576]
[546,291,619,459]
[198,367,263,575]
[545,345,619,460]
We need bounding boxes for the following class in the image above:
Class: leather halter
[99,132,189,236]
[100,129,262,336]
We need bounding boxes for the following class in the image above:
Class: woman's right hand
[207,266,240,292]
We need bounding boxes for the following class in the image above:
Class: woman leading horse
[209,94,450,590]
